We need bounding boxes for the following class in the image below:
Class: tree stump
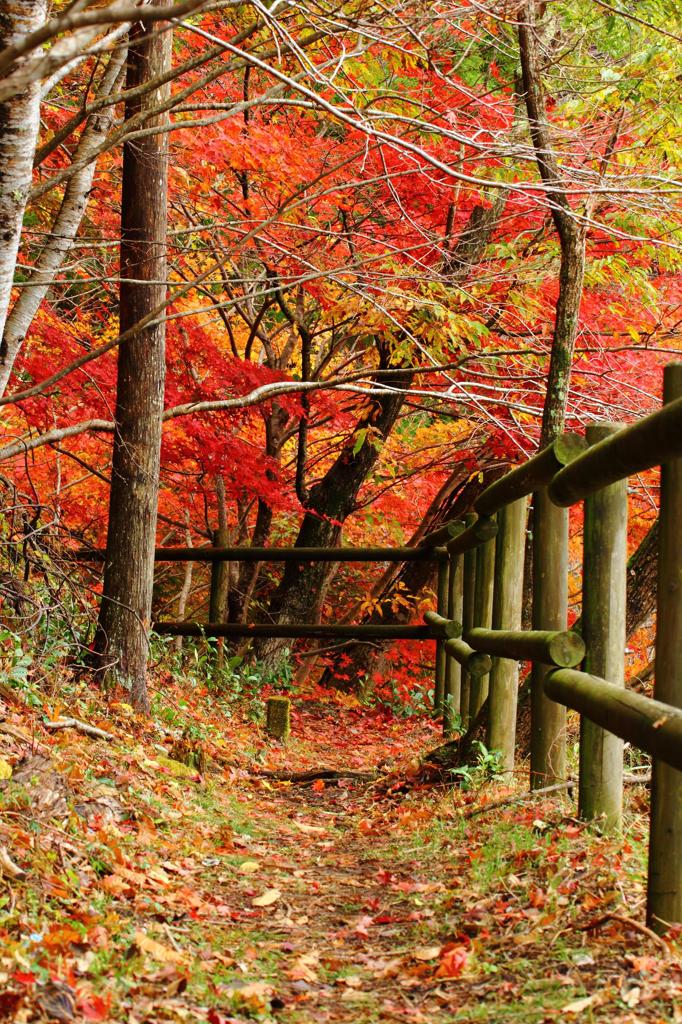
[266,697,291,740]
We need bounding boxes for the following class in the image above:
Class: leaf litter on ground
[0,680,679,1022]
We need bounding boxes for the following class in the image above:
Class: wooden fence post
[469,526,496,719]
[647,362,682,932]
[530,487,568,789]
[443,554,463,735]
[460,514,477,727]
[433,554,449,715]
[488,497,527,775]
[579,423,627,830]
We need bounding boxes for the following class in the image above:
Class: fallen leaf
[288,950,320,983]
[435,945,469,978]
[620,985,641,1009]
[224,981,273,1014]
[0,759,12,781]
[293,821,326,835]
[135,931,188,965]
[414,946,441,961]
[562,994,598,1014]
[239,860,260,875]
[79,993,112,1021]
[252,888,281,907]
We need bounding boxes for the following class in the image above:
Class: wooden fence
[80,361,682,934]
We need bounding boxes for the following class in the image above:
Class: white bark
[0,42,126,397]
[0,0,47,390]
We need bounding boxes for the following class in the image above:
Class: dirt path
[1,697,681,1022]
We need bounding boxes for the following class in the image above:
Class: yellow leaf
[0,758,12,781]
[252,888,281,907]
[239,860,260,875]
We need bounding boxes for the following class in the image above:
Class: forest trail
[0,692,680,1023]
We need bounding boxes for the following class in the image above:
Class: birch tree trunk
[0,0,47,392]
[94,3,171,712]
[0,43,127,395]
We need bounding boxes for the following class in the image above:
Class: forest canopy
[0,0,680,703]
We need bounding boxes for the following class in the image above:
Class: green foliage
[448,740,505,790]
[0,627,37,705]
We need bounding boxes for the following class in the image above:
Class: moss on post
[266,696,291,741]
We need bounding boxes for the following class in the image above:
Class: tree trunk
[0,0,47,396]
[1,42,126,393]
[93,4,171,713]
[315,466,496,691]
[518,0,585,447]
[254,352,413,668]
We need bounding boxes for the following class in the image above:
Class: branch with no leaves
[43,717,115,741]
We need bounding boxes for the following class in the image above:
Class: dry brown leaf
[135,930,188,965]
[288,950,320,983]
[252,887,281,907]
[293,821,326,835]
[340,975,363,988]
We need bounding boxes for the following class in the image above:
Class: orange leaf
[435,945,468,978]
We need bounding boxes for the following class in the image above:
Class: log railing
[424,361,682,935]
[77,360,682,933]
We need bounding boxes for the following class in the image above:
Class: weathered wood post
[579,423,627,830]
[469,525,496,719]
[433,553,449,715]
[443,554,463,735]
[460,516,477,727]
[647,363,682,932]
[266,696,291,740]
[488,497,527,775]
[530,487,568,789]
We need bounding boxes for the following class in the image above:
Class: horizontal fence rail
[475,432,587,517]
[443,637,492,677]
[549,394,682,506]
[465,628,585,668]
[153,622,435,640]
[77,545,445,563]
[545,669,682,773]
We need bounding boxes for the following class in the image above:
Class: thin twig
[462,781,572,818]
[43,717,114,741]
[581,912,669,953]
